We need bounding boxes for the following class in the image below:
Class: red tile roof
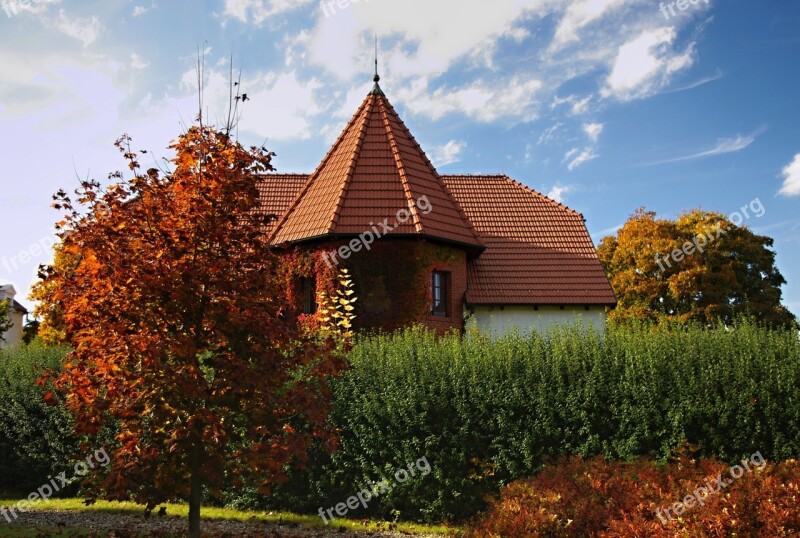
[442,175,616,305]
[257,86,615,306]
[256,174,308,234]
[268,90,483,249]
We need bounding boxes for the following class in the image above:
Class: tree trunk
[188,445,203,538]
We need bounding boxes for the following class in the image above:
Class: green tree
[0,300,12,343]
[598,208,796,328]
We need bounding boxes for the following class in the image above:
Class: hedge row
[254,321,800,522]
[2,322,799,524]
[0,342,76,493]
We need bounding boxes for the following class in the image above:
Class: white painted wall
[468,305,606,337]
[0,285,26,348]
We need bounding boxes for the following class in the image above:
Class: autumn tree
[37,122,348,537]
[598,208,796,328]
[29,243,71,346]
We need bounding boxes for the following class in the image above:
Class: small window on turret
[431,271,449,317]
[301,277,317,315]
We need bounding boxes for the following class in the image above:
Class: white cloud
[228,71,324,140]
[583,122,603,142]
[547,183,574,202]
[505,26,531,43]
[222,0,314,25]
[130,53,149,71]
[306,0,554,80]
[551,0,629,50]
[552,94,592,115]
[397,76,542,123]
[646,129,763,165]
[563,146,598,170]
[524,142,534,162]
[0,0,60,16]
[132,3,156,17]
[54,8,101,47]
[602,27,695,101]
[779,154,800,197]
[662,68,724,94]
[429,140,466,167]
[537,122,563,145]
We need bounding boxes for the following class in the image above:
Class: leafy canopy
[598,208,796,328]
[37,125,348,535]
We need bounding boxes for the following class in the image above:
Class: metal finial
[370,35,384,95]
[373,35,380,82]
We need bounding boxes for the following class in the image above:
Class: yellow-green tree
[29,244,73,346]
[0,300,12,343]
[598,208,796,328]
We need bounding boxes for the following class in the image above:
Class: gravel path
[1,509,447,537]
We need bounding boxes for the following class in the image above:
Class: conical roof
[269,84,483,250]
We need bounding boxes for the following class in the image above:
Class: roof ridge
[327,95,373,234]
[268,95,372,243]
[381,100,483,246]
[379,97,423,233]
[499,175,583,218]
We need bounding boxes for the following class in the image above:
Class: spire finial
[370,35,384,95]
[373,35,380,83]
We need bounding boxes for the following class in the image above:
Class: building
[0,284,28,347]
[258,73,615,335]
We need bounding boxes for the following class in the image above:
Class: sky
[0,0,798,317]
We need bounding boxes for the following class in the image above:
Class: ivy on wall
[277,240,465,332]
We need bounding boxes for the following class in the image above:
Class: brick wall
[419,250,468,334]
[297,238,470,334]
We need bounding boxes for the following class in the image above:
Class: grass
[0,497,456,536]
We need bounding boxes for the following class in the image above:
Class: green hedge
[246,321,800,522]
[0,341,76,494]
[3,324,799,523]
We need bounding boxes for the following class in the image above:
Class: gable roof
[255,174,308,235]
[268,87,483,250]
[442,175,616,305]
[11,300,27,314]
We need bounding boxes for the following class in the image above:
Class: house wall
[0,286,26,348]
[350,240,468,334]
[419,250,468,334]
[468,305,607,337]
[308,239,469,334]
[2,309,25,347]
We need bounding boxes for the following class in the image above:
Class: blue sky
[1,0,799,316]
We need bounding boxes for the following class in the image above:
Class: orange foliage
[467,450,800,537]
[598,208,796,328]
[37,127,348,530]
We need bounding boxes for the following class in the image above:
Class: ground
[0,499,453,538]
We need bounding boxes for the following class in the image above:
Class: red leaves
[35,125,345,514]
[467,454,800,537]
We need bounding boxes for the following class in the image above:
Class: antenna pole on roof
[370,34,384,96]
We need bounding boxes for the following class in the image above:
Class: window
[300,277,317,314]
[431,271,449,316]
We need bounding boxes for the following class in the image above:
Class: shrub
[466,451,800,537]
[0,341,76,494]
[236,320,800,523]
